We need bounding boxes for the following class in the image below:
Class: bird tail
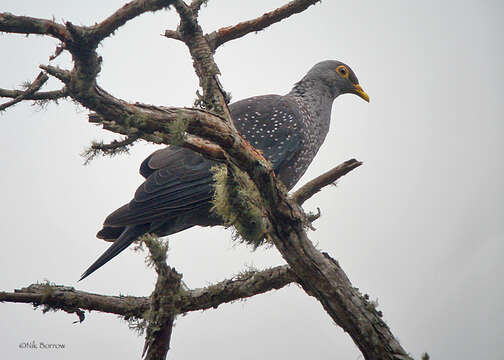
[79,224,150,281]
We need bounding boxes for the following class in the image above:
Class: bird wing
[139,147,177,179]
[104,147,215,227]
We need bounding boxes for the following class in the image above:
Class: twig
[49,44,65,61]
[0,72,48,111]
[81,134,140,164]
[162,29,182,41]
[291,159,363,205]
[0,87,67,101]
[306,207,321,224]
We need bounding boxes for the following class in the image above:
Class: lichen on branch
[211,164,270,248]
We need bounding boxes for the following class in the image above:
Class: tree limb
[180,264,296,312]
[190,0,207,15]
[142,236,181,360]
[0,284,148,320]
[87,0,176,44]
[0,265,296,319]
[0,12,71,41]
[207,0,321,50]
[173,0,232,119]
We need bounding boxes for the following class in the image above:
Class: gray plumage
[80,60,369,280]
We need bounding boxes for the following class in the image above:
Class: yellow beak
[352,84,370,103]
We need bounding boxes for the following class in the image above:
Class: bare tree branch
[0,12,71,41]
[87,0,176,44]
[291,159,363,205]
[0,87,67,101]
[0,283,148,320]
[0,72,49,111]
[181,265,296,312]
[207,0,321,50]
[5,266,298,356]
[0,88,68,100]
[81,135,140,165]
[0,265,296,319]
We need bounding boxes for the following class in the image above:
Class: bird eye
[336,65,349,78]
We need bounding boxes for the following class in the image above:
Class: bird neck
[287,79,335,140]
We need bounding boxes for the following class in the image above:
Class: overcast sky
[1,1,503,359]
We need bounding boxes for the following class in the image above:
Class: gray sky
[1,1,503,359]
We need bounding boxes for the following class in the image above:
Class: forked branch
[0,265,296,319]
[0,72,49,111]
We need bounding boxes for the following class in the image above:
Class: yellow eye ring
[336,65,349,79]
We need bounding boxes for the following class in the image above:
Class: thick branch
[268,215,412,359]
[207,0,321,50]
[0,12,71,41]
[142,237,181,360]
[0,284,148,320]
[173,0,232,119]
[88,110,227,161]
[84,93,234,162]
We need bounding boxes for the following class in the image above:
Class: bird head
[305,60,370,102]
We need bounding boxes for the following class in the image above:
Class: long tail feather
[79,224,149,281]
